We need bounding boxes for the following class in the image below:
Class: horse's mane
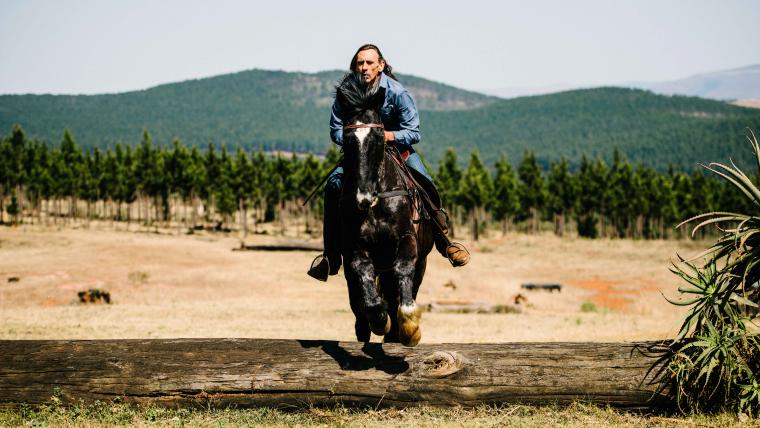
[336,73,385,118]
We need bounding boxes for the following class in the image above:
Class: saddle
[306,147,467,282]
[386,148,467,266]
[388,148,450,235]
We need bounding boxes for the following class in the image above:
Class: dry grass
[0,401,754,427]
[0,224,703,342]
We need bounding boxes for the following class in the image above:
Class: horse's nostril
[357,191,373,209]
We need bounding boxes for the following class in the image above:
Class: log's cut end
[417,351,468,378]
[0,339,669,409]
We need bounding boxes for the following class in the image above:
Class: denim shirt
[329,72,421,151]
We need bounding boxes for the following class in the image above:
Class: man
[308,44,469,281]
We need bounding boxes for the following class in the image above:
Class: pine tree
[606,149,635,237]
[575,156,606,238]
[250,151,268,231]
[671,170,695,239]
[435,149,463,235]
[187,146,206,231]
[27,141,52,223]
[459,151,493,240]
[59,129,83,221]
[631,164,655,238]
[0,130,9,223]
[546,157,576,236]
[517,150,546,233]
[203,143,220,223]
[7,125,28,221]
[233,147,254,241]
[122,145,138,225]
[491,154,520,235]
[101,149,119,222]
[215,147,237,230]
[295,153,322,235]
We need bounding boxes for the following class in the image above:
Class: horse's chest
[358,218,396,244]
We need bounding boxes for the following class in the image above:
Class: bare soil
[0,224,706,343]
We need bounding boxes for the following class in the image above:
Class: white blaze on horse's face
[353,121,371,146]
[353,121,375,209]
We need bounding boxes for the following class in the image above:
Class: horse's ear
[370,87,386,112]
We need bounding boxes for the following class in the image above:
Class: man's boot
[431,208,470,267]
[308,183,342,281]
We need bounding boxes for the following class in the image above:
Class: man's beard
[354,71,380,93]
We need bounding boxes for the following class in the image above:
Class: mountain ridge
[1,68,759,170]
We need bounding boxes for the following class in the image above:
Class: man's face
[355,49,385,86]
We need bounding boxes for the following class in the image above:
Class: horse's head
[337,74,387,210]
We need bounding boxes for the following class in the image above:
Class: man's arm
[329,98,344,146]
[389,91,421,148]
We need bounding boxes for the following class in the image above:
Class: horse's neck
[343,151,403,193]
[379,151,403,191]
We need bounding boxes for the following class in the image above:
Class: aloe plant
[659,129,760,415]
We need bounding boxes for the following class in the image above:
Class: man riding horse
[308,44,470,281]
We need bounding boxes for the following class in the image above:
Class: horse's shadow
[297,340,409,375]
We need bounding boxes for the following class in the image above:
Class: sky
[1,0,759,95]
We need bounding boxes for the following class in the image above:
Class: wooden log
[422,300,522,314]
[0,339,668,409]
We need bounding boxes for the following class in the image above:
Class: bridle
[341,121,419,210]
[344,123,384,130]
[302,121,414,208]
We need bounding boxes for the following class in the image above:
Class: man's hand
[384,131,395,143]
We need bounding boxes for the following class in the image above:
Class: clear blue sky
[1,0,759,94]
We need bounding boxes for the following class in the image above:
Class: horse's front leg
[394,238,422,347]
[345,252,391,339]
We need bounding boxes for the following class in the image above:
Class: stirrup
[307,255,330,282]
[446,242,470,267]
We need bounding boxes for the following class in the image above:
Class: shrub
[657,129,760,415]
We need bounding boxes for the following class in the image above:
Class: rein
[344,123,384,129]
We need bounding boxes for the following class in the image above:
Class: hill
[1,69,759,169]
[0,69,496,154]
[421,87,760,169]
[629,64,760,101]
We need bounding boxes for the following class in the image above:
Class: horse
[336,75,434,347]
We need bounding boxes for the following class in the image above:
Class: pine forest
[1,124,751,241]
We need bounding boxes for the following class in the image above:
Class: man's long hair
[349,44,399,81]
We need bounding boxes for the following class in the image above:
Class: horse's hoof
[397,304,422,347]
[399,324,421,347]
[369,312,391,336]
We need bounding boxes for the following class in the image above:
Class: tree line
[0,124,749,240]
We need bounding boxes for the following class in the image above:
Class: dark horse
[336,75,434,347]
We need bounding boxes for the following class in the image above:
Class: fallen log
[422,300,522,314]
[0,339,669,409]
[521,283,563,292]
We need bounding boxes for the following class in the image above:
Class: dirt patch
[568,278,639,312]
[0,226,698,342]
